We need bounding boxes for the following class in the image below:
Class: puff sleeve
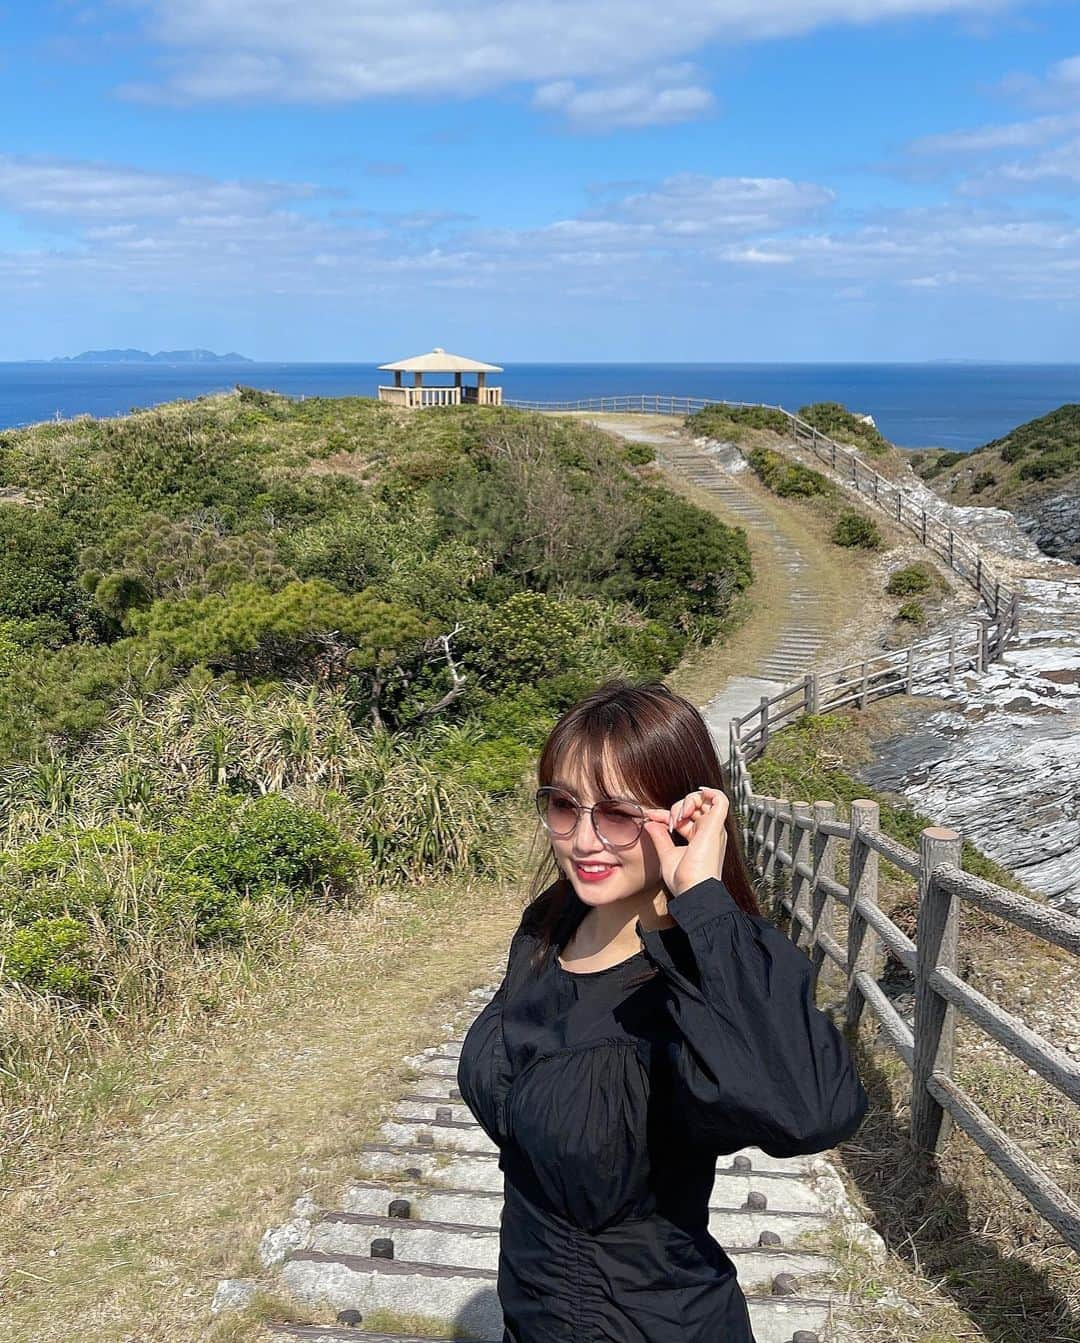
[635,876,870,1159]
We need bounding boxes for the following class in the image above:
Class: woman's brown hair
[521,677,761,972]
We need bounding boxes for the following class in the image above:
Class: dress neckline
[554,946,647,977]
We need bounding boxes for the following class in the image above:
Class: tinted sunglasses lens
[594,800,644,848]
[538,789,578,836]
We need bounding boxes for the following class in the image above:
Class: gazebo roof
[378,346,503,374]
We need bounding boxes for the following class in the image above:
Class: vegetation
[897,598,926,624]
[885,561,948,597]
[745,445,835,498]
[684,403,790,442]
[796,401,892,457]
[748,711,1021,888]
[915,404,1080,507]
[830,508,883,549]
[0,391,753,1151]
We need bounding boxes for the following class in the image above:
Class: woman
[456,678,869,1343]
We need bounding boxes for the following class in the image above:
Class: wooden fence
[728,780,1080,1253]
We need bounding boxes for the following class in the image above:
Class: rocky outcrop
[856,572,1080,916]
[1014,489,1080,565]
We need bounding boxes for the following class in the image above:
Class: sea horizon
[2,359,1078,451]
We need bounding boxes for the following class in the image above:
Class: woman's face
[544,757,667,909]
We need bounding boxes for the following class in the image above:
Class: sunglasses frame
[534,785,648,851]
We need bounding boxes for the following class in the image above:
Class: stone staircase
[258,984,885,1343]
[649,437,833,739]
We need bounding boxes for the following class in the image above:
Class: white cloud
[902,54,1080,194]
[533,66,715,130]
[3,153,1079,312]
[115,0,1012,119]
[0,154,318,221]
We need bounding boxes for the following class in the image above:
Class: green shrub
[685,405,790,440]
[886,563,934,596]
[162,791,365,907]
[746,446,834,499]
[797,402,891,456]
[897,599,926,624]
[976,406,1079,485]
[0,915,95,998]
[617,487,752,625]
[1017,451,1075,483]
[970,470,996,493]
[831,509,882,549]
[132,578,435,683]
[919,450,965,479]
[622,441,654,466]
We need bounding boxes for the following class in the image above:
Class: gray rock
[210,1277,259,1314]
[259,1216,312,1268]
[1016,490,1080,565]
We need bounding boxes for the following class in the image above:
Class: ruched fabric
[456,876,870,1342]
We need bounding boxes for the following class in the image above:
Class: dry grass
[0,813,536,1343]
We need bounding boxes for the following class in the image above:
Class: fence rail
[732,788,1080,1253]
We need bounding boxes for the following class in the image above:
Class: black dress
[456,876,870,1343]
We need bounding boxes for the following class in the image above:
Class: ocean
[2,361,1078,452]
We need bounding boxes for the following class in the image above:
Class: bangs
[543,710,656,805]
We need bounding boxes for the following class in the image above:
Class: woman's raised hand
[642,786,730,898]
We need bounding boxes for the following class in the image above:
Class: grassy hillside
[907,403,1080,504]
[903,404,1080,562]
[0,388,754,1170]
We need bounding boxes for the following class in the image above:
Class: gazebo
[377,347,503,408]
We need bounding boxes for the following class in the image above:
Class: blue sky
[2,1,1079,361]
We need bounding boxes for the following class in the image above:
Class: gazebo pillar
[477,372,486,403]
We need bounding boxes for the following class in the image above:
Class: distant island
[51,348,253,364]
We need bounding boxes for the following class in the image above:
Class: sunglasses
[534,785,648,850]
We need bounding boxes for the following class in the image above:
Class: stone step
[355,1145,833,1213]
[381,1112,828,1179]
[339,1177,834,1248]
[279,1248,841,1343]
[310,1208,837,1282]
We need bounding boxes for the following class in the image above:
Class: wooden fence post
[759,695,770,751]
[805,672,818,715]
[975,555,982,598]
[948,529,955,568]
[772,797,791,916]
[763,798,777,888]
[845,799,880,1031]
[752,797,768,877]
[790,802,813,950]
[921,510,928,544]
[906,647,915,693]
[976,616,988,673]
[858,660,869,708]
[911,825,963,1155]
[810,800,837,995]
[896,491,903,522]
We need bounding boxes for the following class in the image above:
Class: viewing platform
[378,346,503,408]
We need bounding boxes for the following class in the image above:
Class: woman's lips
[574,862,618,882]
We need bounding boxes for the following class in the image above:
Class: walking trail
[240,416,906,1342]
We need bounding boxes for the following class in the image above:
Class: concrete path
[595,419,832,739]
